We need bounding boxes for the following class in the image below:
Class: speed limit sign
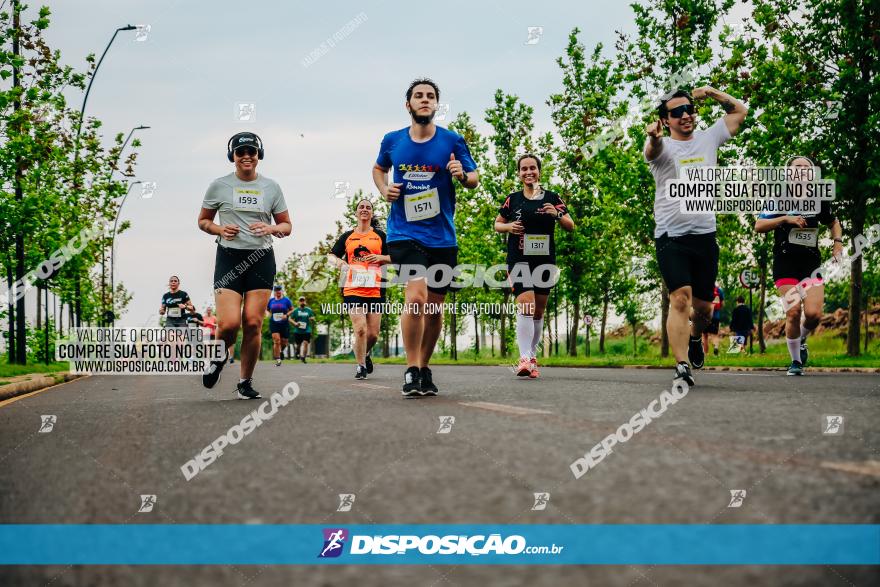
[739,268,760,289]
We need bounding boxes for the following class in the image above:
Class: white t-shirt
[202,173,288,250]
[647,119,731,238]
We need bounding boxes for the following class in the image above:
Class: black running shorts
[388,240,458,295]
[507,260,558,297]
[293,332,311,345]
[268,320,290,338]
[213,245,276,295]
[654,232,719,302]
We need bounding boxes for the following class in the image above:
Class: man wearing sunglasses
[198,132,292,399]
[644,86,747,387]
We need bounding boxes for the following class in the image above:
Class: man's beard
[411,109,436,126]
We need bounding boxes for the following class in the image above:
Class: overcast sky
[36,0,748,328]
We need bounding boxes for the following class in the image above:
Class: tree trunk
[450,291,457,361]
[585,323,591,357]
[553,288,559,356]
[569,298,580,357]
[632,322,637,356]
[757,253,767,353]
[473,313,480,356]
[500,292,508,358]
[660,282,670,358]
[599,288,610,354]
[36,285,42,330]
[864,295,869,354]
[44,286,50,364]
[847,254,863,356]
[6,264,14,363]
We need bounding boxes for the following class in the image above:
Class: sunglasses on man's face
[234,146,258,158]
[668,104,695,119]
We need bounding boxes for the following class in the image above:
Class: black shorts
[293,332,312,345]
[269,320,290,338]
[213,245,276,295]
[164,319,187,329]
[343,295,385,313]
[388,240,458,295]
[706,317,720,335]
[655,232,719,302]
[772,249,822,286]
[507,259,559,297]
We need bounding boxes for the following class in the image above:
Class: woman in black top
[494,154,574,379]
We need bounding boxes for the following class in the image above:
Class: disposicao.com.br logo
[318,528,564,558]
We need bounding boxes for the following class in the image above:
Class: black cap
[231,132,259,150]
[273,284,282,291]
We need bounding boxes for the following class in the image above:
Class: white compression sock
[786,338,801,362]
[516,314,534,359]
[531,317,544,358]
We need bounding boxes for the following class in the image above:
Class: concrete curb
[0,373,84,402]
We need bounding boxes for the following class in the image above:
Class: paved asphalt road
[1,363,877,586]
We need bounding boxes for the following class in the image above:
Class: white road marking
[459,401,552,415]
[820,460,880,478]
[353,383,391,390]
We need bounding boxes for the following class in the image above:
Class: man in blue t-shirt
[372,78,479,398]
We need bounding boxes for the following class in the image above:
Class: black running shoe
[673,361,695,387]
[787,361,804,376]
[202,357,226,389]
[355,365,367,380]
[236,379,261,399]
[301,355,307,364]
[401,366,421,397]
[688,336,705,369]
[799,341,809,367]
[365,353,374,374]
[419,367,438,396]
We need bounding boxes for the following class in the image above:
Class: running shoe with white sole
[799,341,809,367]
[401,366,421,397]
[236,379,261,399]
[419,367,438,396]
[673,361,695,387]
[275,358,281,367]
[688,336,705,369]
[529,358,539,379]
[787,361,804,376]
[355,365,367,380]
[516,357,531,377]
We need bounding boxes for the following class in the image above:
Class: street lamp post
[109,181,143,326]
[71,24,136,328]
[101,125,149,324]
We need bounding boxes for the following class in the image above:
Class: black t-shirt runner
[161,290,190,323]
[760,200,835,258]
[498,189,569,263]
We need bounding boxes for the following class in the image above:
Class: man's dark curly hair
[406,78,440,102]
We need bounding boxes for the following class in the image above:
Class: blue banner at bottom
[0,525,877,565]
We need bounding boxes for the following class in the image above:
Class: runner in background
[291,296,316,363]
[703,283,724,356]
[202,307,218,340]
[198,132,292,399]
[266,285,293,367]
[755,155,842,375]
[494,154,573,379]
[159,276,193,329]
[729,296,754,353]
[372,78,479,397]
[328,199,390,379]
[644,85,747,387]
